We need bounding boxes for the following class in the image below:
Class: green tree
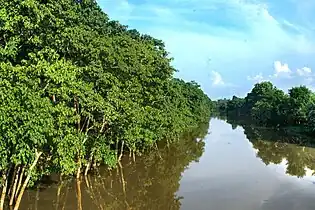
[288,86,313,125]
[216,81,315,133]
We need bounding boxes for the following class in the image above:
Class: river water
[19,118,315,210]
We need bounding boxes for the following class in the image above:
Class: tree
[288,86,313,125]
[216,81,315,130]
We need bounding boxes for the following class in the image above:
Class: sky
[98,0,315,99]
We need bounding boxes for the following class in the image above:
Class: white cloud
[297,67,312,76]
[211,71,224,86]
[245,61,315,93]
[247,73,267,83]
[272,61,291,78]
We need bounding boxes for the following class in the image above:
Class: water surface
[20,119,315,210]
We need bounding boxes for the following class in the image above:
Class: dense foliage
[0,0,213,209]
[215,81,315,135]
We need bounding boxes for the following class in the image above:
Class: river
[19,118,315,210]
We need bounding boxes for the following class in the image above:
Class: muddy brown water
[18,119,315,210]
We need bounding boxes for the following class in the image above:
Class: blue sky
[99,0,315,99]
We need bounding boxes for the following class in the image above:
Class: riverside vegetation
[215,81,315,137]
[0,0,213,209]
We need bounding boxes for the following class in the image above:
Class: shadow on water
[18,122,208,210]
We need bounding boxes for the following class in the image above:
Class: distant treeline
[215,81,315,134]
[0,0,213,209]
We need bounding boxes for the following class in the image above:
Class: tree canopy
[215,81,315,135]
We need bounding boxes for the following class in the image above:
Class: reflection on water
[20,119,315,210]
[177,119,315,210]
[253,140,315,178]
[19,123,207,210]
[232,119,315,178]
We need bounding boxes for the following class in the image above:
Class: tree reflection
[91,123,207,210]
[20,122,208,210]
[226,119,315,178]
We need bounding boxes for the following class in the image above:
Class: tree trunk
[9,167,20,206]
[0,172,8,210]
[76,166,81,179]
[13,151,42,210]
[118,140,124,161]
[84,153,93,177]
[76,147,82,179]
[115,140,119,157]
[15,167,25,199]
